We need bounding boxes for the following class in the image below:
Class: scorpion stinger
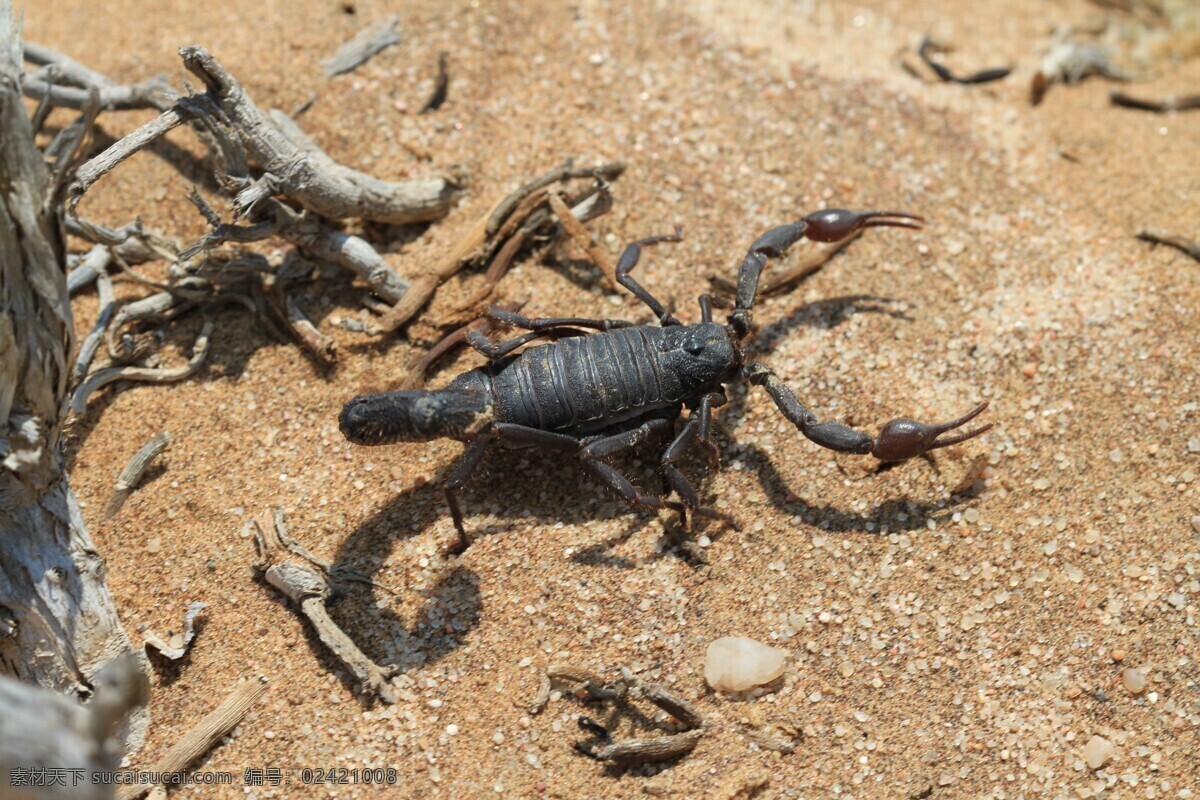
[728,209,925,340]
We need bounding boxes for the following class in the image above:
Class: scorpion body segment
[341,323,739,442]
[340,209,993,553]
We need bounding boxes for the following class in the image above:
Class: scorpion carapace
[340,209,993,554]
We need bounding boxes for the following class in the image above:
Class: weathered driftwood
[0,655,148,800]
[115,675,268,800]
[0,2,141,746]
[323,16,402,77]
[104,432,169,519]
[183,46,461,223]
[251,509,397,703]
[71,47,463,226]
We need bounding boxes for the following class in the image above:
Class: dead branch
[1,6,142,751]
[22,42,176,112]
[912,35,1012,85]
[374,163,623,332]
[537,663,707,767]
[323,15,402,77]
[68,103,196,202]
[105,432,169,519]
[114,676,268,800]
[251,509,397,703]
[487,160,625,237]
[70,47,464,225]
[72,322,213,414]
[181,46,462,223]
[72,269,114,384]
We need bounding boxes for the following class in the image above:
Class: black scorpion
[340,209,993,554]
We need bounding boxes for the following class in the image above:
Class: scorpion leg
[445,433,494,555]
[579,419,688,519]
[694,391,727,464]
[615,229,684,326]
[661,413,740,531]
[745,361,992,462]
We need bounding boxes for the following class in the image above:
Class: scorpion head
[340,389,491,445]
[666,322,742,386]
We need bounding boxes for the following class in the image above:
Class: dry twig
[72,322,213,414]
[324,15,402,77]
[912,36,1012,84]
[115,676,268,800]
[141,601,205,661]
[374,162,623,332]
[251,509,397,703]
[419,51,449,113]
[535,663,707,767]
[105,432,170,519]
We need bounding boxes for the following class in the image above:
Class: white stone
[704,636,787,692]
[1122,668,1147,695]
[1084,735,1113,770]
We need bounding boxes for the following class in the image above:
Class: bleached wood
[0,1,140,738]
[0,655,148,800]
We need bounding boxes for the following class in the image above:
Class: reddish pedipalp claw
[802,209,926,242]
[871,402,991,462]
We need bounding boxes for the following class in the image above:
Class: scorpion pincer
[340,209,993,554]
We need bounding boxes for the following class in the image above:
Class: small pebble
[1122,668,1147,695]
[704,636,788,692]
[1111,648,1126,663]
[1084,735,1113,770]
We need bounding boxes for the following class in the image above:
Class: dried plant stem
[72,322,214,414]
[115,676,268,800]
[548,190,616,287]
[252,509,396,703]
[72,269,114,384]
[324,16,402,77]
[105,432,170,519]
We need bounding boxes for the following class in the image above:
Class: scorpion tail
[339,389,490,445]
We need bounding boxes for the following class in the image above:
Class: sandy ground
[23,0,1200,797]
